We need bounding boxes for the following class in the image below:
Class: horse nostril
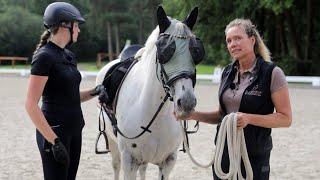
[177,98,182,107]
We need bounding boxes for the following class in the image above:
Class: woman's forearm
[247,112,292,128]
[25,101,57,144]
[80,88,96,102]
[191,110,221,124]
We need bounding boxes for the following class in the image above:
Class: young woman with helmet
[25,2,104,180]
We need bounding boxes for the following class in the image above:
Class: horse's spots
[132,143,137,148]
[182,85,185,91]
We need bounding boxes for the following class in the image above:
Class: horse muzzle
[172,78,197,119]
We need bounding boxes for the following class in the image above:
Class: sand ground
[0,76,319,180]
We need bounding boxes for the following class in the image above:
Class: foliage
[163,0,320,75]
[0,6,42,57]
[0,0,318,75]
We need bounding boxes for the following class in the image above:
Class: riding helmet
[43,2,85,28]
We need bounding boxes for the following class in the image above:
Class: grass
[0,61,215,74]
[196,64,215,74]
[0,64,29,69]
[79,62,215,74]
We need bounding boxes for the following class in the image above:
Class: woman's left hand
[236,112,250,129]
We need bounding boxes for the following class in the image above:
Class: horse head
[155,6,205,119]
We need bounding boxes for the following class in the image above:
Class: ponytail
[33,30,51,54]
[254,29,271,62]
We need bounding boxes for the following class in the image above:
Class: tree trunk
[115,23,120,56]
[274,15,281,59]
[305,0,314,61]
[284,10,302,60]
[138,0,143,44]
[266,11,275,60]
[107,21,113,61]
[151,1,160,28]
[279,13,288,56]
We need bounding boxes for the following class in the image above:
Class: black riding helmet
[43,2,85,44]
[44,2,85,28]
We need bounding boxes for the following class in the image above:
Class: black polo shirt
[31,41,84,133]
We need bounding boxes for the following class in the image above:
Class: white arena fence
[0,68,319,87]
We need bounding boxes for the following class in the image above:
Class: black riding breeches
[212,150,271,180]
[36,129,82,180]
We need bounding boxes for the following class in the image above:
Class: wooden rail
[0,56,28,68]
[96,53,118,68]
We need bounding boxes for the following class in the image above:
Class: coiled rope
[180,113,253,180]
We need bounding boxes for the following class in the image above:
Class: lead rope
[179,113,253,180]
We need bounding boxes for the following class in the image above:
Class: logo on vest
[245,85,262,96]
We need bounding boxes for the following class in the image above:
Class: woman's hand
[236,112,250,129]
[173,111,194,121]
[90,84,105,96]
[52,138,70,166]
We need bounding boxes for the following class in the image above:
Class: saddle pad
[102,59,135,107]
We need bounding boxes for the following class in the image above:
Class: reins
[95,58,173,153]
[98,94,169,139]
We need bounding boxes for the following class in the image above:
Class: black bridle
[95,58,173,153]
[95,36,198,154]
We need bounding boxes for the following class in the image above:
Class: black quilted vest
[216,56,275,155]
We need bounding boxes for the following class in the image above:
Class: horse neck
[135,55,168,109]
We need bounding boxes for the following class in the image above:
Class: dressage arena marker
[180,113,253,180]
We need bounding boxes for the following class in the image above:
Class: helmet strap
[67,22,74,46]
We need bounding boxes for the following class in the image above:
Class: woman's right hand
[174,111,195,121]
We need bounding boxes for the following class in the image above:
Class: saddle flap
[102,59,135,107]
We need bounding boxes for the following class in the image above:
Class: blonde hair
[33,27,59,54]
[225,18,271,62]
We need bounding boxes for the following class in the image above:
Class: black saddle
[101,59,133,107]
[120,44,143,62]
[101,44,143,107]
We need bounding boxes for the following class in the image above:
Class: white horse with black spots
[96,6,204,180]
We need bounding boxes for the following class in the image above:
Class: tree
[0,6,42,57]
[162,0,320,75]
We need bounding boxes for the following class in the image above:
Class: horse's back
[96,59,121,85]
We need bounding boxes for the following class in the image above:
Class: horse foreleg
[139,163,148,180]
[121,150,139,180]
[109,139,121,180]
[158,153,177,180]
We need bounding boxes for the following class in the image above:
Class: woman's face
[72,22,80,42]
[225,26,255,60]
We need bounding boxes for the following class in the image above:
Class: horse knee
[121,152,139,172]
[158,153,177,180]
[112,159,120,171]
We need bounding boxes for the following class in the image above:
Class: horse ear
[157,6,171,33]
[183,7,198,30]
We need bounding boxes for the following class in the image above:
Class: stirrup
[95,131,110,154]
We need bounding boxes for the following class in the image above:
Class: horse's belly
[120,130,182,164]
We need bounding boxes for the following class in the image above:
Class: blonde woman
[177,19,292,179]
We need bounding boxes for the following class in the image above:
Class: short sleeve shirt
[222,60,287,113]
[31,41,84,130]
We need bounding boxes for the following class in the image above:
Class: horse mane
[140,18,195,73]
